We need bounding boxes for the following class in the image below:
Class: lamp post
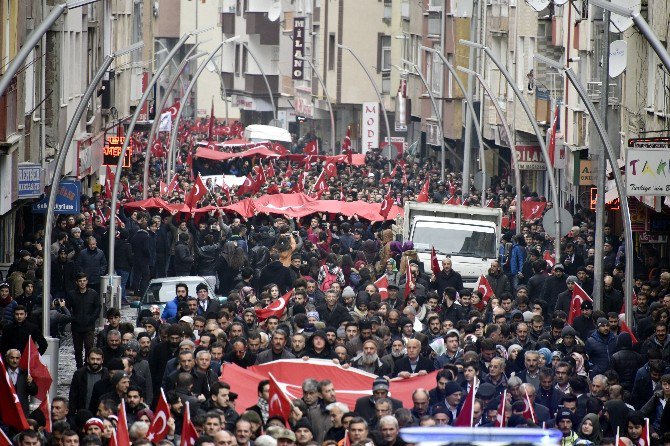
[420,47,488,203]
[0,0,102,98]
[230,38,277,123]
[458,66,523,232]
[296,55,336,154]
[206,60,231,124]
[337,43,393,159]
[460,39,562,261]
[590,0,670,73]
[535,54,634,327]
[142,47,206,199]
[41,41,142,396]
[107,29,214,283]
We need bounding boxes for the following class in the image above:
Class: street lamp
[0,0,102,98]
[41,41,142,397]
[419,47,488,203]
[295,55,336,154]
[142,47,207,199]
[167,37,240,177]
[460,39,562,261]
[535,54,634,326]
[206,60,231,125]
[107,28,215,287]
[458,66,523,232]
[590,0,670,73]
[337,43,393,159]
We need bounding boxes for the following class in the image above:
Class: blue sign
[32,179,81,214]
[18,164,44,198]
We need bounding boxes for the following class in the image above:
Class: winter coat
[431,269,464,298]
[540,274,567,312]
[51,258,79,294]
[196,242,221,276]
[641,335,670,362]
[0,298,18,325]
[510,243,525,275]
[585,330,617,376]
[114,238,134,271]
[0,319,48,355]
[68,288,102,333]
[316,303,353,328]
[486,271,511,298]
[174,241,195,275]
[610,332,645,392]
[75,248,108,284]
[130,229,152,265]
[258,261,294,294]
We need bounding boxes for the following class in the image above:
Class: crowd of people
[0,120,668,446]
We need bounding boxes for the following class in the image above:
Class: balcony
[0,76,18,145]
[246,12,279,45]
[221,12,235,35]
[244,74,279,96]
[587,82,620,105]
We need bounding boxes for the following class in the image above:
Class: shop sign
[639,233,668,243]
[103,136,132,168]
[579,160,594,185]
[361,102,379,153]
[626,147,670,195]
[32,179,81,214]
[292,18,305,80]
[17,164,43,198]
[515,145,546,170]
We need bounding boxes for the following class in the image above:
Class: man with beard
[350,340,392,376]
[381,339,405,376]
[69,272,102,369]
[123,340,153,404]
[100,329,123,368]
[150,324,184,399]
[201,381,239,431]
[256,329,295,364]
[124,385,150,424]
[136,332,153,361]
[291,333,307,357]
[67,348,105,414]
[353,377,403,424]
[434,330,463,369]
[423,315,442,343]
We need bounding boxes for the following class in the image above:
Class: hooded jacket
[585,329,617,376]
[609,332,644,391]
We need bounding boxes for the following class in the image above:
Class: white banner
[158,111,172,132]
[626,148,670,195]
[361,102,379,153]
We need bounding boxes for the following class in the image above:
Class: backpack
[320,266,338,292]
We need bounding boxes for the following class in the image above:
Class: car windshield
[412,221,497,259]
[142,280,209,304]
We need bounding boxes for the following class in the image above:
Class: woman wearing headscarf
[577,413,602,445]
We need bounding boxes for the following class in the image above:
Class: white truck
[401,202,503,288]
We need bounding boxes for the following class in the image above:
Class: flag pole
[27,335,32,376]
[470,377,477,427]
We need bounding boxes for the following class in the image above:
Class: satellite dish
[609,40,627,77]
[268,1,281,22]
[526,0,550,12]
[553,0,568,6]
[205,61,216,73]
[609,0,639,32]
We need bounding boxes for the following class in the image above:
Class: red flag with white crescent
[185,175,208,208]
[494,389,507,427]
[543,250,555,268]
[522,385,537,424]
[547,104,560,167]
[379,187,394,219]
[180,402,199,446]
[256,290,291,322]
[323,160,337,178]
[0,355,29,431]
[567,283,593,325]
[285,162,294,178]
[374,276,389,300]
[475,274,495,303]
[445,195,462,205]
[105,165,115,198]
[454,378,477,426]
[521,201,547,220]
[303,139,319,156]
[165,100,181,119]
[417,177,430,203]
[19,336,52,429]
[266,162,276,178]
[116,400,131,446]
[268,373,292,425]
[166,174,180,196]
[637,418,650,446]
[430,247,441,276]
[147,389,171,442]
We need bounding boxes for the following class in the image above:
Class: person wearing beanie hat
[84,417,106,436]
[539,263,567,313]
[293,418,314,446]
[555,275,578,317]
[571,300,595,341]
[97,371,130,408]
[442,381,463,421]
[353,376,404,425]
[342,286,356,299]
[556,408,578,442]
[304,330,335,359]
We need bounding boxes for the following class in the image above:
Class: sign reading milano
[292,18,305,80]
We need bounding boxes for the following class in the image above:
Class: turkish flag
[404,257,413,299]
[620,317,638,345]
[379,188,394,219]
[237,174,256,196]
[266,184,280,195]
[256,290,291,322]
[166,174,180,196]
[180,402,199,446]
[147,389,171,442]
[454,379,476,426]
[547,104,559,167]
[341,126,352,152]
[285,162,294,178]
[417,177,430,203]
[312,171,328,193]
[543,250,555,268]
[567,283,593,324]
[521,201,547,221]
[445,195,462,205]
[638,418,650,446]
[165,100,181,119]
[160,181,168,196]
[494,389,507,427]
[19,336,52,428]
[121,180,132,200]
[105,165,115,198]
[475,275,495,303]
[185,175,208,208]
[186,149,194,181]
[323,161,337,178]
[0,427,12,446]
[268,373,292,425]
[303,139,319,156]
[0,355,30,431]
[151,140,164,158]
[116,400,131,446]
[374,276,389,300]
[430,247,441,276]
[521,385,537,423]
[486,198,495,207]
[380,166,397,186]
[266,162,276,178]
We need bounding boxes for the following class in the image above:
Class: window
[431,44,442,95]
[380,35,391,72]
[234,43,241,76]
[516,37,525,90]
[428,14,441,36]
[328,34,335,70]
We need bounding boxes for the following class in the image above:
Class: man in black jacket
[0,305,48,356]
[393,339,434,378]
[130,216,152,298]
[114,228,134,304]
[68,347,107,414]
[51,248,79,299]
[316,290,352,328]
[258,252,294,294]
[430,258,463,297]
[69,272,102,369]
[540,264,567,311]
[353,377,403,424]
[75,237,107,290]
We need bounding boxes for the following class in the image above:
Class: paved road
[57,306,135,397]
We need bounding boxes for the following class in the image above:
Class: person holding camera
[49,295,72,338]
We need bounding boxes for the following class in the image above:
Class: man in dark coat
[258,252,294,294]
[130,217,152,297]
[316,290,352,328]
[51,248,79,299]
[113,228,134,303]
[174,233,195,276]
[486,260,512,299]
[585,317,618,377]
[75,236,107,290]
[195,283,220,319]
[430,258,463,297]
[4,348,38,416]
[540,264,567,312]
[69,347,107,414]
[68,272,102,369]
[393,339,434,378]
[353,377,403,424]
[0,305,48,356]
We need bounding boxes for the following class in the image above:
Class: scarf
[257,397,269,423]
